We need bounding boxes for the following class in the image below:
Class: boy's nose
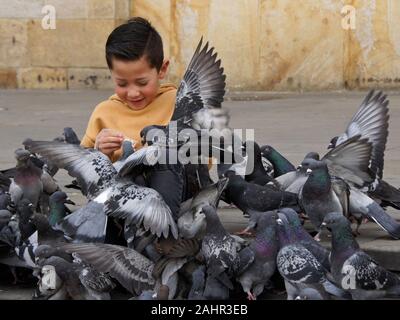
[127,87,141,98]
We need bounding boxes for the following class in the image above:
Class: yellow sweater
[81,83,177,162]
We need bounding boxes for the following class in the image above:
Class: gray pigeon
[328,90,389,180]
[48,191,74,227]
[237,211,278,300]
[278,208,331,270]
[30,213,67,245]
[201,204,254,298]
[9,149,43,209]
[188,265,206,300]
[37,255,115,300]
[178,178,229,239]
[276,214,348,300]
[261,145,296,178]
[322,212,400,300]
[62,242,156,295]
[301,159,400,240]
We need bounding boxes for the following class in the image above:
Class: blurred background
[1,0,400,92]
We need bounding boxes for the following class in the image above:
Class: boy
[80,17,177,162]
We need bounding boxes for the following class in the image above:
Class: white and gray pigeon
[23,139,178,242]
[237,211,278,300]
[322,212,400,300]
[275,214,348,300]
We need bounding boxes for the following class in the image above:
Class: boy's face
[110,56,169,111]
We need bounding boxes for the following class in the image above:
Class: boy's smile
[111,56,169,111]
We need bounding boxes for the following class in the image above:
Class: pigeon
[237,211,278,300]
[8,148,43,209]
[188,265,206,300]
[62,243,155,295]
[322,212,400,299]
[30,213,67,245]
[36,256,115,300]
[327,91,400,210]
[276,214,347,300]
[261,145,296,178]
[16,199,36,243]
[201,204,254,298]
[301,158,400,240]
[178,178,229,239]
[48,191,74,227]
[34,244,73,266]
[328,90,389,180]
[0,173,11,193]
[242,141,275,185]
[223,170,298,234]
[23,140,178,240]
[112,139,136,172]
[278,208,331,271]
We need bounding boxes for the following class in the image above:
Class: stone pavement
[0,89,400,299]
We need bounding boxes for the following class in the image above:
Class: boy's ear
[158,59,169,80]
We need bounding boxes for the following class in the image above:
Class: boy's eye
[117,82,127,87]
[137,81,148,86]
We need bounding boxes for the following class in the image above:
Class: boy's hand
[95,129,124,157]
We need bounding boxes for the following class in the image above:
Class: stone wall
[0,0,399,90]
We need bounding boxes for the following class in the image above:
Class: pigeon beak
[276,218,283,225]
[306,168,312,174]
[297,165,302,170]
[295,296,301,300]
[327,143,334,149]
[321,222,327,228]
[64,198,75,205]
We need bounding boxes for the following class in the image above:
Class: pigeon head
[279,208,302,228]
[321,212,348,230]
[49,191,75,206]
[260,145,274,158]
[17,198,34,213]
[35,245,55,265]
[300,158,327,175]
[120,139,136,159]
[304,152,320,161]
[242,140,261,157]
[328,136,339,149]
[14,148,31,162]
[255,211,278,230]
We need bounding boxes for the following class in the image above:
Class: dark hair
[105,17,164,70]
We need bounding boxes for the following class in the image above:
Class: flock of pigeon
[1,39,400,300]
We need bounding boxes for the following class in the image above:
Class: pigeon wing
[344,251,400,290]
[23,140,117,199]
[104,183,178,239]
[171,38,226,126]
[63,243,155,295]
[337,90,389,179]
[322,135,374,186]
